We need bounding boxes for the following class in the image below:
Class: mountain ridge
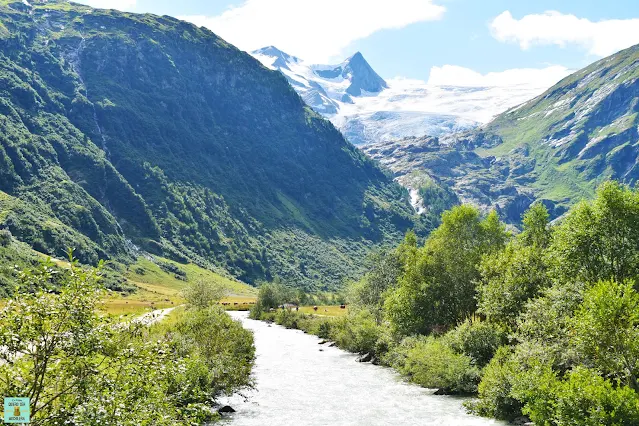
[252,46,561,146]
[366,43,639,224]
[0,0,421,289]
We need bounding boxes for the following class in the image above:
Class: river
[221,312,507,426]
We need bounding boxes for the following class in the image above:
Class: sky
[75,0,639,88]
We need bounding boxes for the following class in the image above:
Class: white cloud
[179,0,445,63]
[427,64,571,88]
[73,0,137,11]
[491,11,639,57]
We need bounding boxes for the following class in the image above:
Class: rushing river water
[221,312,507,426]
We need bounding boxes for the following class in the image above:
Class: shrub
[274,308,300,329]
[163,306,255,399]
[468,346,523,421]
[382,335,422,370]
[330,309,382,355]
[445,320,507,367]
[512,365,639,426]
[0,259,255,424]
[400,336,480,394]
[316,319,332,339]
[551,368,639,425]
[570,280,639,389]
[0,229,11,247]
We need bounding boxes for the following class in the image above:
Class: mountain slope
[366,44,639,224]
[482,43,639,204]
[0,0,420,289]
[362,133,560,225]
[252,46,559,146]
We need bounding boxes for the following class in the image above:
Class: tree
[385,206,508,335]
[520,202,551,248]
[549,181,639,285]
[349,248,402,324]
[571,280,639,390]
[479,244,551,328]
[478,203,552,328]
[182,280,228,309]
[252,282,294,315]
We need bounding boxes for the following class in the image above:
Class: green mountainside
[483,43,639,203]
[364,44,639,224]
[0,0,420,290]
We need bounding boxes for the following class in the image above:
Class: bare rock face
[361,135,559,225]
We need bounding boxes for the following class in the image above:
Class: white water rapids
[221,312,507,426]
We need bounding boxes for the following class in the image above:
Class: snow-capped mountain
[252,47,561,145]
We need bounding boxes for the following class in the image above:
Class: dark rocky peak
[342,51,388,96]
[314,51,388,96]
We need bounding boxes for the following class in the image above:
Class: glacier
[252,46,564,146]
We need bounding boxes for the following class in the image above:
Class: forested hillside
[0,0,420,289]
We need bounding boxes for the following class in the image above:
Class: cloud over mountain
[427,64,571,88]
[491,11,639,57]
[180,0,445,63]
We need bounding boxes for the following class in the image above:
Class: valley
[1,0,639,425]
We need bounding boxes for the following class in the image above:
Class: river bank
[221,312,506,426]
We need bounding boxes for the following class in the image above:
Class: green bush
[468,346,523,421]
[160,306,255,399]
[399,336,480,394]
[569,280,639,389]
[552,368,639,426]
[0,229,11,247]
[513,366,639,426]
[274,308,301,329]
[316,319,332,339]
[0,260,255,424]
[445,320,507,367]
[381,335,421,370]
[330,309,383,355]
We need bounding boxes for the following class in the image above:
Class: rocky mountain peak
[252,46,299,70]
[313,51,387,96]
[343,51,388,96]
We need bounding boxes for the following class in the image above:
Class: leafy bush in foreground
[0,258,254,425]
[512,365,639,426]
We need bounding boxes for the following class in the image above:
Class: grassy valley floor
[102,257,257,317]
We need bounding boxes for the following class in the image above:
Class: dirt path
[133,307,177,326]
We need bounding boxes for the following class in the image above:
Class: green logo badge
[3,398,30,424]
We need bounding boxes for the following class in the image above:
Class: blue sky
[77,0,639,85]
